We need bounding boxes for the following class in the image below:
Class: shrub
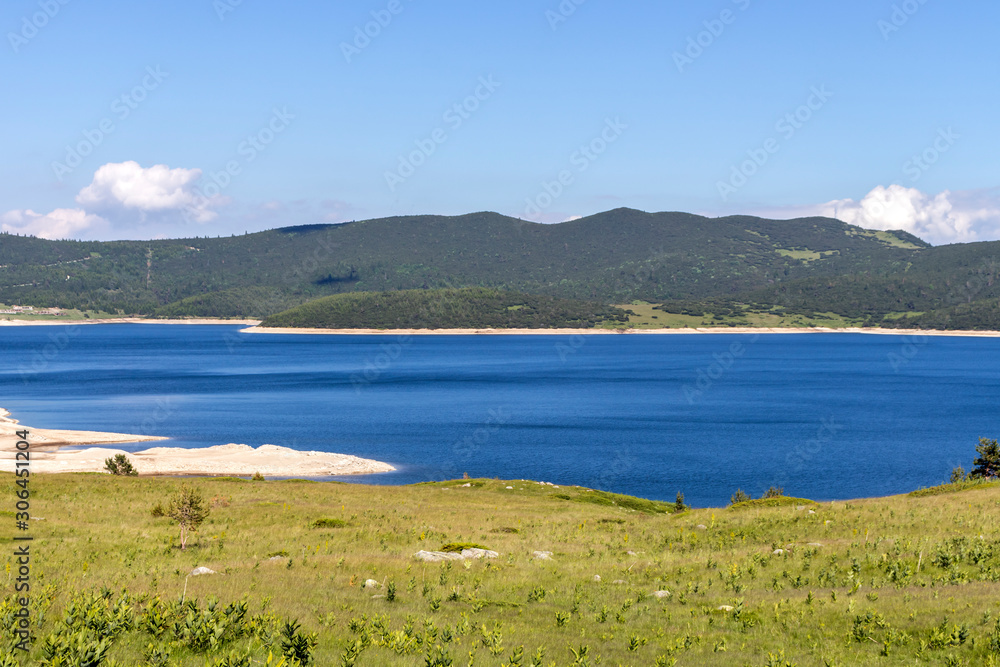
[104,454,138,476]
[674,492,687,513]
[150,503,165,518]
[761,486,784,499]
[166,487,210,550]
[310,518,347,529]
[950,466,968,483]
[252,472,265,481]
[730,489,751,505]
[972,437,1000,479]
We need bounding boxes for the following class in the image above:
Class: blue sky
[2,0,998,244]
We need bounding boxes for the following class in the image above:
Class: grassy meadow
[3,474,1000,666]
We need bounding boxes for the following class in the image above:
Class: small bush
[730,489,751,505]
[310,518,348,529]
[150,503,165,518]
[251,472,265,482]
[761,486,784,499]
[105,454,138,476]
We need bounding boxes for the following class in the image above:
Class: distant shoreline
[241,325,1000,338]
[2,318,1000,337]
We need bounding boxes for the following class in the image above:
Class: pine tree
[971,437,1000,479]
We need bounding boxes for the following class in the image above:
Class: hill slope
[260,288,630,330]
[0,209,936,316]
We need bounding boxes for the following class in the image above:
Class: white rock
[461,483,472,487]
[505,486,513,489]
[461,548,498,560]
[808,510,816,515]
[772,549,784,555]
[413,550,465,562]
[363,579,380,589]
[612,579,627,585]
[795,505,806,511]
[190,567,216,576]
[807,542,823,547]
[532,551,554,560]
[652,590,671,599]
[267,556,284,562]
[695,524,707,531]
[627,550,638,556]
[717,605,734,612]
[592,575,602,582]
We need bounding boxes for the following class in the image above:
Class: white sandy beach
[0,408,394,477]
[0,318,261,327]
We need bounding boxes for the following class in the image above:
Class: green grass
[3,474,1000,665]
[729,496,817,510]
[909,478,1000,497]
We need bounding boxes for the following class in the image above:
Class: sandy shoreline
[1,318,998,337]
[0,408,394,477]
[241,325,1000,338]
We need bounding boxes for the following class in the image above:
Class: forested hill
[0,208,940,317]
[259,288,630,330]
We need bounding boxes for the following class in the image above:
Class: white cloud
[0,208,108,240]
[745,185,1000,246]
[76,161,224,223]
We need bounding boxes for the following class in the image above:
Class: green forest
[1,208,998,329]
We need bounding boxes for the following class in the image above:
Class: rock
[652,590,671,599]
[808,510,816,515]
[627,550,638,556]
[717,605,734,612]
[532,551,554,560]
[592,575,601,582]
[772,549,784,555]
[612,579,627,585]
[190,567,216,577]
[695,524,707,531]
[505,486,513,489]
[413,550,465,562]
[363,579,380,589]
[267,556,284,562]
[795,505,806,511]
[461,548,498,560]
[461,483,472,487]
[807,542,823,547]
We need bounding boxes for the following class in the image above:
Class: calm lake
[3,324,999,507]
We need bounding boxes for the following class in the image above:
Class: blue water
[2,324,999,507]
